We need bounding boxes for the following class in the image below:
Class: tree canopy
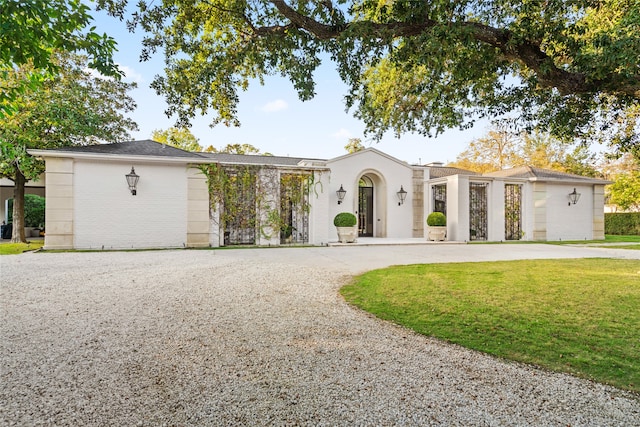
[98,0,639,157]
[205,143,267,154]
[0,0,121,116]
[602,154,640,212]
[345,138,364,153]
[151,127,202,151]
[449,127,599,176]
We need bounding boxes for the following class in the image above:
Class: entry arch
[354,170,387,238]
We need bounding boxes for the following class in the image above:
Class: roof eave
[27,149,212,164]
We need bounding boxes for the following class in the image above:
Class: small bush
[334,212,357,227]
[605,212,640,235]
[426,212,446,226]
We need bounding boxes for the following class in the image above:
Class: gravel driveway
[2,244,639,426]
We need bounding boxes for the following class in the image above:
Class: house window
[432,184,447,214]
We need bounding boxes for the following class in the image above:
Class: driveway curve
[2,244,639,426]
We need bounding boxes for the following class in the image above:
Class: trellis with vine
[200,164,323,245]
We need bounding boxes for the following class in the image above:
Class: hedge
[605,212,640,235]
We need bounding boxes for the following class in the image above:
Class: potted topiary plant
[334,212,358,243]
[426,212,447,241]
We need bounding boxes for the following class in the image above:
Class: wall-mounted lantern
[126,167,140,196]
[336,184,346,205]
[568,188,580,206]
[397,186,407,206]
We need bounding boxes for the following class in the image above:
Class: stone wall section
[43,158,74,249]
[412,169,424,237]
[186,167,210,247]
[532,182,547,241]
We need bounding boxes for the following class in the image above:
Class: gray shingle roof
[51,140,207,159]
[198,152,325,167]
[483,166,609,183]
[429,166,479,178]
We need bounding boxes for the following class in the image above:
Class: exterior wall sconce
[397,185,407,206]
[568,188,581,206]
[126,167,140,196]
[336,184,346,204]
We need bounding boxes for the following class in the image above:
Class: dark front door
[358,186,374,237]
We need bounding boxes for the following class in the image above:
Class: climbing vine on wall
[199,164,323,244]
[200,164,260,243]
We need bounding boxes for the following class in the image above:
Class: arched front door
[358,176,374,237]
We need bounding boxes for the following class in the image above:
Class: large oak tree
[100,0,639,157]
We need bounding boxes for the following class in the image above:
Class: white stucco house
[27,140,610,250]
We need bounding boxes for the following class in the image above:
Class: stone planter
[336,226,358,243]
[427,226,447,241]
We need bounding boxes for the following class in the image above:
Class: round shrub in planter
[334,212,357,227]
[426,212,447,241]
[334,212,357,243]
[426,212,446,226]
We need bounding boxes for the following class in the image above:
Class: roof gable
[326,147,411,169]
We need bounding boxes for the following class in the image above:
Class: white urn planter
[334,212,358,244]
[427,226,447,241]
[336,226,358,243]
[426,212,447,242]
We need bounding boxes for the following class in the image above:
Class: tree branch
[259,0,639,97]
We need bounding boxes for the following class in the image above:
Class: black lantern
[397,185,407,206]
[126,167,139,196]
[568,188,580,206]
[336,185,346,204]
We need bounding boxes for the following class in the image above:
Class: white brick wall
[546,183,593,240]
[73,161,188,249]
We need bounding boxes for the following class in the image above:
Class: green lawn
[604,235,640,243]
[341,258,640,392]
[0,240,44,255]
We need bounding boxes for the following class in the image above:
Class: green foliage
[333,212,357,227]
[426,212,446,226]
[608,171,640,212]
[6,196,46,230]
[0,0,121,116]
[341,259,640,392]
[605,213,640,235]
[103,0,640,158]
[205,143,265,155]
[200,164,319,243]
[23,194,45,227]
[151,127,201,151]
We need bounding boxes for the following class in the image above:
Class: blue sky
[92,8,489,164]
